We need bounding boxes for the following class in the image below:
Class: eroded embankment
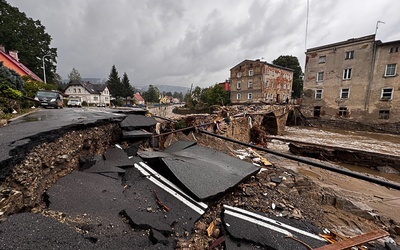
[0,123,121,219]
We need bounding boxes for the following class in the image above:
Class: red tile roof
[0,49,42,82]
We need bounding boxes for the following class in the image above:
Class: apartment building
[230,59,293,104]
[302,34,400,123]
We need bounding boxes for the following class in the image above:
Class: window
[379,110,390,119]
[283,83,286,89]
[317,72,324,82]
[385,64,397,76]
[248,93,253,100]
[248,81,253,88]
[340,88,350,99]
[248,69,254,76]
[381,88,393,100]
[73,88,76,93]
[315,89,323,99]
[313,106,321,117]
[265,80,269,87]
[237,72,242,78]
[318,56,326,63]
[338,107,348,117]
[236,93,241,100]
[389,47,398,53]
[343,68,352,80]
[78,89,81,93]
[94,96,98,101]
[237,82,241,89]
[345,51,354,60]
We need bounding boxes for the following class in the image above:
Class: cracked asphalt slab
[139,141,260,201]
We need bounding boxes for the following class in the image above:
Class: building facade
[64,81,110,106]
[302,34,400,123]
[230,59,293,104]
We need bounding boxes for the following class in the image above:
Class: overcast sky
[6,0,400,88]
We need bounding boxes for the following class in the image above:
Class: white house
[64,80,111,106]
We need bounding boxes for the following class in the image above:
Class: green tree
[142,84,160,103]
[272,55,303,98]
[22,76,57,98]
[121,72,134,99]
[0,62,24,99]
[106,65,122,98]
[0,0,57,83]
[68,68,82,82]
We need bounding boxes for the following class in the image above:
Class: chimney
[0,45,5,53]
[9,50,19,61]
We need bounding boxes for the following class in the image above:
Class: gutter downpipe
[200,130,400,191]
[364,37,377,110]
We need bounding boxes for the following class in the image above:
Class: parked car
[97,103,106,107]
[67,99,82,108]
[35,90,63,109]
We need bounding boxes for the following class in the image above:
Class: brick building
[302,34,400,123]
[230,59,294,104]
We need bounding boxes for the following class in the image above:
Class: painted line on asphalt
[224,205,326,242]
[224,209,293,237]
[138,162,208,210]
[134,163,207,215]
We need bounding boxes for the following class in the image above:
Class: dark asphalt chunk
[0,213,95,250]
[103,146,133,168]
[163,140,197,153]
[46,171,167,249]
[120,114,156,130]
[121,162,207,236]
[122,129,152,139]
[141,143,259,201]
[222,205,327,250]
[84,158,126,174]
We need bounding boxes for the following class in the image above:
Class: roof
[65,80,107,94]
[133,92,144,101]
[306,34,376,53]
[0,49,42,81]
[230,59,294,72]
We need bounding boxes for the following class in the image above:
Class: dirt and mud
[0,108,399,249]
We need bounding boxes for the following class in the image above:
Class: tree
[121,72,134,99]
[0,0,57,83]
[0,62,24,99]
[68,68,82,82]
[199,84,230,106]
[142,85,159,103]
[106,65,122,98]
[272,55,303,98]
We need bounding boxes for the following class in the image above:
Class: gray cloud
[6,0,400,88]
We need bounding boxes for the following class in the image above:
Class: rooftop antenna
[375,20,385,37]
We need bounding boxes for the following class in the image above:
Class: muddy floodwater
[270,126,400,183]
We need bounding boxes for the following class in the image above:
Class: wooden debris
[153,190,170,212]
[207,221,215,237]
[314,229,389,250]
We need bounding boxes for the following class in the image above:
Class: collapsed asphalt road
[0,108,397,249]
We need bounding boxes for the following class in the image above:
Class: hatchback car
[35,90,63,109]
[67,99,82,107]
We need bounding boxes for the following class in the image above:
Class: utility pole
[375,20,385,37]
[42,54,51,83]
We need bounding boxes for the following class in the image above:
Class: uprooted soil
[0,118,399,249]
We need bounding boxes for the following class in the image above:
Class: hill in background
[135,85,191,94]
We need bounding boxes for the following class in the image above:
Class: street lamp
[42,54,51,83]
